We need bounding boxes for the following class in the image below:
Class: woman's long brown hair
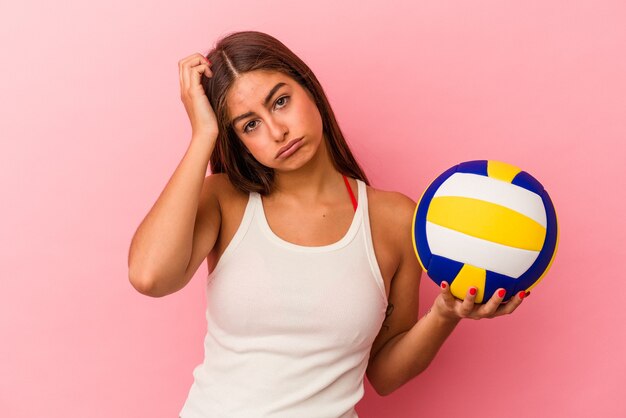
[201,30,370,195]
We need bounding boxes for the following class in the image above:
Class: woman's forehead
[226,70,296,118]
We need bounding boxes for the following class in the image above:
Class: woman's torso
[179,175,395,417]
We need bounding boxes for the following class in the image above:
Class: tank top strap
[355,179,366,210]
[207,192,256,281]
[355,179,369,222]
[356,179,386,298]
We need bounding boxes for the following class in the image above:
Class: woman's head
[224,69,326,176]
[202,30,369,194]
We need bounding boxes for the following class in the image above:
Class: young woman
[128,31,526,418]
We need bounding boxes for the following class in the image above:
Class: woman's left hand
[432,281,527,321]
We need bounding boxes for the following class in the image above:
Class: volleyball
[412,160,558,303]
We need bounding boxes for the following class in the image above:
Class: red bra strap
[342,175,358,212]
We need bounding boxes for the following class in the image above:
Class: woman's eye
[276,96,289,107]
[243,121,257,133]
[243,96,290,133]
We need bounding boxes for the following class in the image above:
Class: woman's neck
[270,139,344,204]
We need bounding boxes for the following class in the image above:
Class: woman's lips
[275,137,303,159]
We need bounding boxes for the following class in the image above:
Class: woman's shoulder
[365,184,416,230]
[203,173,249,208]
[364,184,417,270]
[205,172,245,195]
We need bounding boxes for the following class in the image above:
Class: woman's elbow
[128,270,163,297]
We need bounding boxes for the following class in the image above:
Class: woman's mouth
[275,137,304,159]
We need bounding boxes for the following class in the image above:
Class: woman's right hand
[178,53,218,140]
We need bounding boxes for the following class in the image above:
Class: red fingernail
[441,282,447,289]
[525,291,531,298]
[469,288,477,296]
[518,291,526,299]
[498,289,506,298]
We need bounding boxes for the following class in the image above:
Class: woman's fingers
[439,281,456,304]
[176,53,219,139]
[179,54,211,95]
[493,291,526,317]
[438,282,527,320]
[475,288,506,318]
[190,62,213,86]
[459,287,477,317]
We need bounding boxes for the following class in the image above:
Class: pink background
[2,0,625,417]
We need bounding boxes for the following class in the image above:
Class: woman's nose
[268,117,289,141]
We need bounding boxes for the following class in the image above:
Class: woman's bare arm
[128,136,219,297]
[128,53,219,296]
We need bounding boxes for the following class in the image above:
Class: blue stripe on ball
[456,160,488,176]
[485,270,516,303]
[427,255,464,286]
[513,189,558,291]
[511,171,544,194]
[413,214,431,270]
[415,165,459,270]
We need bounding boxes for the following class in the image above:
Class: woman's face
[225,70,325,172]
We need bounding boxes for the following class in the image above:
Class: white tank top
[179,179,388,418]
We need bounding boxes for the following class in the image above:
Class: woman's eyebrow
[231,82,287,126]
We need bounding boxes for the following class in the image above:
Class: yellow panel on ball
[450,264,487,303]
